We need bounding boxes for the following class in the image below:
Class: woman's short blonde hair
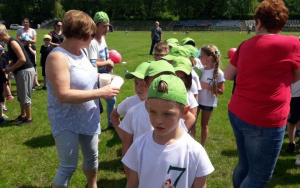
[254,0,289,33]
[0,24,8,36]
[62,10,96,40]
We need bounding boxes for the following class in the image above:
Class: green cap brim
[174,67,191,75]
[125,72,144,79]
[193,67,202,78]
[162,54,177,61]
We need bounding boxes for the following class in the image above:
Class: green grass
[0,30,300,187]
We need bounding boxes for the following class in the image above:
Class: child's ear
[182,105,190,115]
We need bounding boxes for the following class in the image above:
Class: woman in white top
[17,18,37,44]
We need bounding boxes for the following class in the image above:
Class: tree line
[0,0,300,27]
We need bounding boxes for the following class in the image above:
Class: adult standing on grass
[0,24,35,126]
[88,11,115,128]
[224,0,300,187]
[17,18,37,44]
[149,21,162,55]
[46,10,119,188]
[49,20,64,47]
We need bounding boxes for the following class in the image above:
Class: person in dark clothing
[40,34,54,90]
[149,21,162,55]
[0,45,8,124]
[0,23,35,126]
[49,20,64,47]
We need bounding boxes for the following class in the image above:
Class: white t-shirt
[187,90,198,109]
[122,131,214,188]
[291,80,300,97]
[191,69,201,91]
[190,79,198,95]
[17,28,37,40]
[195,58,204,69]
[119,101,188,141]
[198,68,225,107]
[88,37,109,60]
[117,94,142,116]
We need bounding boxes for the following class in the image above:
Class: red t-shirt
[229,34,300,128]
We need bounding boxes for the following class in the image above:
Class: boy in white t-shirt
[111,62,150,140]
[122,75,214,188]
[119,60,196,179]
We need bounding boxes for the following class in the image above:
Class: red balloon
[109,50,122,63]
[227,48,237,59]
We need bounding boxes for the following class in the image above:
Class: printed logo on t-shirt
[99,47,109,60]
[161,165,186,188]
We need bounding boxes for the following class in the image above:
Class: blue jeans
[228,110,285,188]
[53,130,98,187]
[105,97,116,124]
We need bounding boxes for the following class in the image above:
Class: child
[111,62,150,139]
[119,60,195,179]
[172,56,199,138]
[153,42,169,61]
[0,45,8,124]
[198,45,225,147]
[21,35,38,90]
[122,74,214,188]
[40,34,54,90]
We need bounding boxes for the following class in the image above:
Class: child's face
[134,78,148,101]
[146,98,185,138]
[44,39,51,45]
[153,50,168,61]
[200,51,213,68]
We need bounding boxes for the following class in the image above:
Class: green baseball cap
[172,57,192,75]
[145,60,175,77]
[162,46,190,60]
[180,37,195,46]
[148,75,187,105]
[166,38,179,47]
[94,11,110,23]
[125,62,150,79]
[184,45,198,57]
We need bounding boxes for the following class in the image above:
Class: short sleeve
[292,38,300,70]
[117,98,128,116]
[119,107,135,134]
[195,147,215,177]
[88,40,98,60]
[121,139,139,172]
[217,70,225,82]
[190,80,198,95]
[32,29,37,36]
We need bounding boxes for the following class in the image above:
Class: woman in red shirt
[225,0,300,187]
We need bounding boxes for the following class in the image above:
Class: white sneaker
[3,105,7,111]
[296,155,300,166]
[2,113,9,119]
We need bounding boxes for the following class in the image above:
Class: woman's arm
[46,52,119,104]
[224,63,237,81]
[293,68,300,83]
[30,34,37,44]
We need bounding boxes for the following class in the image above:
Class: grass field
[0,30,300,188]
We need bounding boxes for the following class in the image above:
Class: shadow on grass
[221,149,238,157]
[0,120,18,128]
[18,186,51,188]
[24,133,55,148]
[106,129,122,147]
[95,177,126,188]
[99,158,123,172]
[266,158,300,188]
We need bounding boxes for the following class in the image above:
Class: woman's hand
[98,85,120,99]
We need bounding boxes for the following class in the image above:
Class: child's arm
[28,44,36,55]
[122,131,133,180]
[217,82,225,95]
[192,177,207,188]
[200,81,213,93]
[126,168,139,188]
[182,111,196,131]
[110,108,123,140]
